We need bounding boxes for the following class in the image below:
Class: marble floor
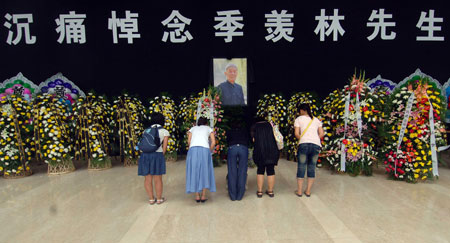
[1,158,450,243]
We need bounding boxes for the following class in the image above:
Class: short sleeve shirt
[189,125,213,149]
[294,116,322,147]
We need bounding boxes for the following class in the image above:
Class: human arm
[294,126,301,140]
[162,136,169,155]
[188,132,192,147]
[209,132,216,152]
[318,127,324,139]
[250,123,256,142]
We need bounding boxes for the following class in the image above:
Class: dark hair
[150,112,165,126]
[254,116,267,123]
[197,117,209,126]
[230,118,245,129]
[253,121,279,162]
[298,103,313,118]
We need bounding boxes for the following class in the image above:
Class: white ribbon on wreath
[427,94,439,177]
[355,93,364,161]
[340,92,350,172]
[395,92,415,176]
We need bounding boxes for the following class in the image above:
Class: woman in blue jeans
[294,104,324,197]
[226,119,249,201]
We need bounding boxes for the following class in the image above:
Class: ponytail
[298,103,313,119]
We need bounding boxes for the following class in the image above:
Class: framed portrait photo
[213,58,247,106]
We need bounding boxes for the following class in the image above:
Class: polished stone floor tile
[1,158,450,243]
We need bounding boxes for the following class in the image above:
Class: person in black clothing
[226,119,249,201]
[251,119,280,198]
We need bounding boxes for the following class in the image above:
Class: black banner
[1,0,448,104]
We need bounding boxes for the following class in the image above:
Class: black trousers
[256,164,275,176]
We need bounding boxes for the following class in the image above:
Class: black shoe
[196,199,201,203]
[201,199,208,203]
[304,191,311,197]
[265,190,275,198]
[256,191,263,198]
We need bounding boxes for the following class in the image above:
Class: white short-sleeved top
[189,125,213,149]
[294,116,322,147]
[147,124,170,152]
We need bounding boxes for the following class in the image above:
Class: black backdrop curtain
[1,0,448,106]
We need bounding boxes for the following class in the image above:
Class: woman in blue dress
[137,113,170,205]
[185,117,216,203]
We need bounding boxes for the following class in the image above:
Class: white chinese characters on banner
[108,11,141,44]
[55,11,87,44]
[1,9,448,44]
[161,10,193,43]
[314,9,345,41]
[366,9,396,41]
[265,10,294,42]
[416,9,444,41]
[214,10,244,43]
[4,13,36,45]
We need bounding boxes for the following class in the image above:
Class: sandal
[256,191,263,198]
[265,190,275,197]
[149,199,156,205]
[156,198,166,204]
[294,190,303,197]
[304,191,311,197]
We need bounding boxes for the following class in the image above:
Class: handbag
[271,122,284,150]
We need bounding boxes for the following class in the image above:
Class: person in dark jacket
[251,119,280,198]
[226,119,249,201]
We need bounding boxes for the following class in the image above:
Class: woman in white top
[186,117,216,203]
[138,113,170,205]
[294,103,324,197]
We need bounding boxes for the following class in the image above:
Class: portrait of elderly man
[217,63,245,105]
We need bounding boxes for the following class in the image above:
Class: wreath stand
[165,151,178,162]
[3,170,32,179]
[48,160,75,175]
[88,158,112,171]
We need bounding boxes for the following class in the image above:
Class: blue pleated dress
[185,146,216,193]
[138,152,166,176]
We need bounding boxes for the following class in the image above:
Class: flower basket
[88,157,112,171]
[165,151,178,162]
[124,158,138,167]
[48,159,75,175]
[33,93,75,175]
[3,169,32,179]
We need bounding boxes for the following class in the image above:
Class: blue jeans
[227,145,248,200]
[297,143,320,178]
